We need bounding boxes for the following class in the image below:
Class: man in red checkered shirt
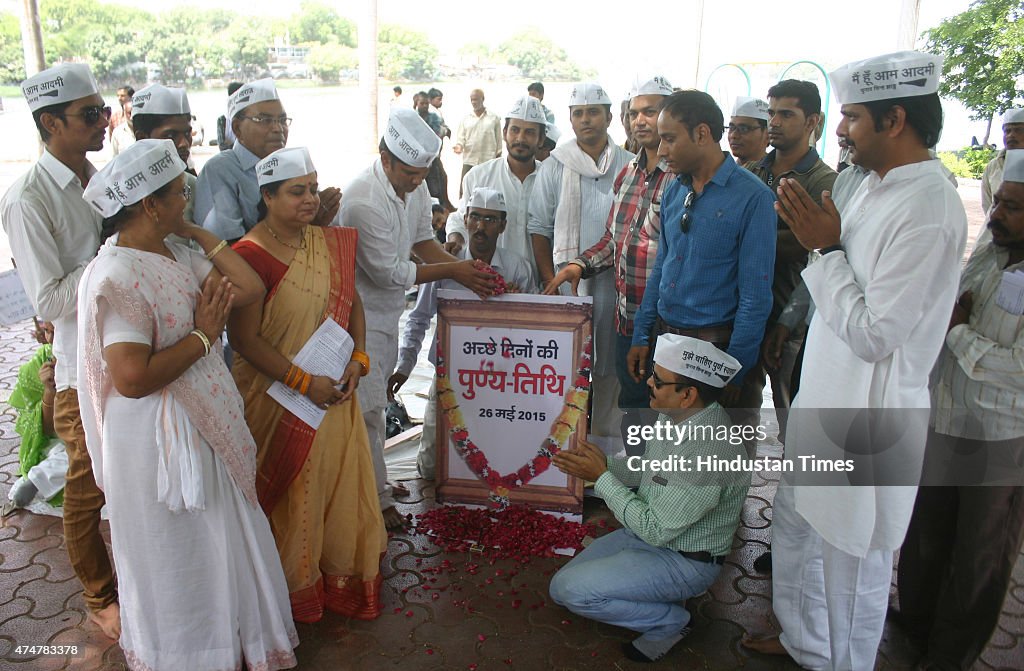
[544,75,675,420]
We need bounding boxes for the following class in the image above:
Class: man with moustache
[549,335,749,663]
[543,76,675,426]
[130,84,198,223]
[626,91,776,439]
[981,108,1024,214]
[341,108,495,528]
[195,78,340,241]
[742,51,967,671]
[727,96,770,166]
[390,188,536,479]
[1,63,120,639]
[453,88,503,183]
[445,96,547,276]
[529,82,635,441]
[897,149,1024,671]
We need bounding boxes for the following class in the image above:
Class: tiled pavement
[1,321,1021,670]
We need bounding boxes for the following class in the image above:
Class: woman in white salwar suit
[76,139,298,671]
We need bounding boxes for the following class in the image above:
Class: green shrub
[938,147,996,179]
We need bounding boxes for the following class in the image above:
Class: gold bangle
[206,239,228,260]
[298,372,312,396]
[190,329,211,356]
[350,350,370,376]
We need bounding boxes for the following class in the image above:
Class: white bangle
[190,329,211,356]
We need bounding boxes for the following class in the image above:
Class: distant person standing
[454,89,502,186]
[428,87,450,138]
[216,81,243,151]
[727,96,770,166]
[981,107,1023,214]
[390,85,403,107]
[528,81,556,124]
[108,85,134,143]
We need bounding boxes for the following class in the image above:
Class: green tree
[498,29,587,80]
[306,43,358,83]
[224,17,273,79]
[924,0,1024,144]
[0,12,24,84]
[289,1,356,46]
[378,25,438,80]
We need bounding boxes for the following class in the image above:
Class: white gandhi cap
[467,187,507,213]
[227,78,280,120]
[1003,150,1024,184]
[830,50,943,104]
[256,147,316,186]
[568,82,612,107]
[731,96,770,121]
[653,334,742,388]
[1003,108,1024,126]
[506,96,547,125]
[82,139,186,218]
[630,75,674,99]
[22,63,100,112]
[131,84,191,116]
[383,107,441,168]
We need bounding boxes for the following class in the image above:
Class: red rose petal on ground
[405,610,414,617]
[426,648,434,655]
[477,634,486,642]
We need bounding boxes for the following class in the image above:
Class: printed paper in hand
[267,318,354,429]
[995,269,1024,316]
[0,269,35,326]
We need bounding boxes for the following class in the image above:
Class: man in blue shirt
[627,90,776,420]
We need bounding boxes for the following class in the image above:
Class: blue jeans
[615,333,649,410]
[549,529,721,638]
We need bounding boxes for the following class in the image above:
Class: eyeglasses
[242,115,292,128]
[680,190,697,233]
[467,212,504,225]
[727,123,762,136]
[63,105,112,125]
[650,370,690,390]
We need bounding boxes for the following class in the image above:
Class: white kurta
[791,159,968,556]
[526,144,634,377]
[446,156,540,277]
[341,158,436,413]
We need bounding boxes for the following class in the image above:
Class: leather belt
[678,550,726,565]
[655,317,732,346]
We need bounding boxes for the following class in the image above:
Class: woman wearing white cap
[77,139,298,670]
[228,147,387,624]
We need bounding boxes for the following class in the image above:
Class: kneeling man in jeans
[550,334,750,663]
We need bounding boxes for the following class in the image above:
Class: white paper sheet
[995,269,1024,316]
[0,269,35,326]
[267,318,354,430]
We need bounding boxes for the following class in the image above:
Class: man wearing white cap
[538,122,560,161]
[131,84,197,223]
[0,63,120,638]
[897,149,1024,670]
[742,51,968,670]
[981,107,1024,214]
[390,187,536,479]
[728,96,770,165]
[549,334,749,664]
[544,76,676,424]
[341,107,496,528]
[445,95,547,276]
[529,81,635,441]
[453,88,503,184]
[194,78,340,241]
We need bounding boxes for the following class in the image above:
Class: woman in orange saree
[228,147,387,624]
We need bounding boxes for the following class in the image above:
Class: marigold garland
[436,335,593,509]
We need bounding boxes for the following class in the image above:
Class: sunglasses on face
[650,369,691,390]
[64,105,112,125]
[680,190,697,233]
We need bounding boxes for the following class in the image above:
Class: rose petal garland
[436,335,593,509]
